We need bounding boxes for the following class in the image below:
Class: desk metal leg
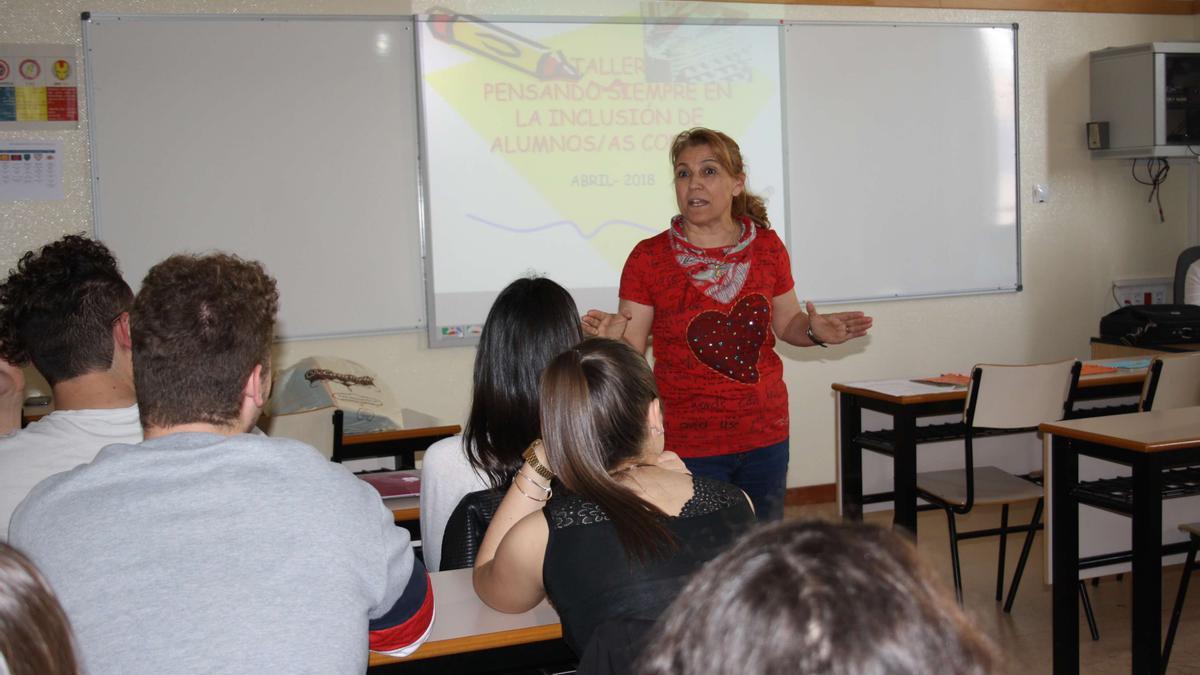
[892,411,918,536]
[1130,454,1163,675]
[839,393,863,522]
[1052,436,1080,675]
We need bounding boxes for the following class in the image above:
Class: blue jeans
[682,439,789,522]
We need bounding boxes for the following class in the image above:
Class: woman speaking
[583,128,872,521]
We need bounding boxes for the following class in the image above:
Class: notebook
[358,470,421,498]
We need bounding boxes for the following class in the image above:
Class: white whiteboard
[415,16,785,346]
[83,15,424,339]
[783,23,1020,303]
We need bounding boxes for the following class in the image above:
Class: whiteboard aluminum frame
[82,13,426,340]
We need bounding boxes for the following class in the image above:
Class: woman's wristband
[522,440,555,481]
[806,326,828,348]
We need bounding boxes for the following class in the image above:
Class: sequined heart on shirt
[686,294,770,384]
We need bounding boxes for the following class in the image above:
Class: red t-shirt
[619,226,795,457]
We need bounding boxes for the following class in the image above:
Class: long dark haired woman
[420,276,584,571]
[473,338,754,668]
[0,542,80,675]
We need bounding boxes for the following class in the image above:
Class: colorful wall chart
[0,44,79,129]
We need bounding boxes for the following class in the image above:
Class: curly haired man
[11,253,432,674]
[0,235,140,538]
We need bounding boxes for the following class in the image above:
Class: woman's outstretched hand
[581,308,633,340]
[807,301,872,345]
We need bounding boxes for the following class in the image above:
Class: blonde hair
[670,128,770,228]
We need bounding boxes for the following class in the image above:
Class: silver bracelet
[516,469,551,495]
[514,473,551,502]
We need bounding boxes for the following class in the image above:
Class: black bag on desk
[1099,304,1200,345]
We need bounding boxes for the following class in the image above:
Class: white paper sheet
[0,140,63,200]
[843,378,964,397]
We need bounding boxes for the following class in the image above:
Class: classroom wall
[2,0,1194,488]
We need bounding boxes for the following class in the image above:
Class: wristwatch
[806,326,829,348]
[522,440,555,481]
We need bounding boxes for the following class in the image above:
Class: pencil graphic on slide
[427,7,580,81]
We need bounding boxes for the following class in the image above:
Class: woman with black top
[473,338,755,669]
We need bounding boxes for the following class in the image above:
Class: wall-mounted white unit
[1089,42,1200,159]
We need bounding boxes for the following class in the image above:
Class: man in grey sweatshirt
[10,253,433,674]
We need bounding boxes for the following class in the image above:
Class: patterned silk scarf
[669,214,756,304]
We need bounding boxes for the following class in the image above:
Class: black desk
[835,368,1145,535]
[1043,407,1200,675]
[1090,337,1200,360]
[333,409,460,469]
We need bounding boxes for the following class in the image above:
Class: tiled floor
[785,502,1200,675]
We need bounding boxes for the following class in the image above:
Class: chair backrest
[439,488,504,571]
[262,408,335,459]
[1141,353,1200,411]
[967,360,1078,429]
[1175,245,1200,304]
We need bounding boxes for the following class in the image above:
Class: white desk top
[369,567,561,665]
[383,495,419,512]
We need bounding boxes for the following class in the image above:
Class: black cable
[1150,159,1168,222]
[1130,158,1151,185]
[1130,158,1169,222]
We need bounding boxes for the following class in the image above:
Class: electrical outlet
[1112,277,1171,305]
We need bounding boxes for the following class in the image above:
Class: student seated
[473,338,755,670]
[0,235,142,538]
[0,542,80,675]
[420,276,583,571]
[10,253,432,673]
[639,520,998,675]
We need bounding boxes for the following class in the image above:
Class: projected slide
[418,12,784,339]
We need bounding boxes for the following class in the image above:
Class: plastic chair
[916,360,1080,610]
[1140,353,1200,412]
[1173,245,1200,304]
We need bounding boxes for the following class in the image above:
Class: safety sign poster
[0,44,78,129]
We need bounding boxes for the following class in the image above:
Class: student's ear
[242,364,268,410]
[112,312,132,351]
[647,398,664,436]
[260,364,273,403]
